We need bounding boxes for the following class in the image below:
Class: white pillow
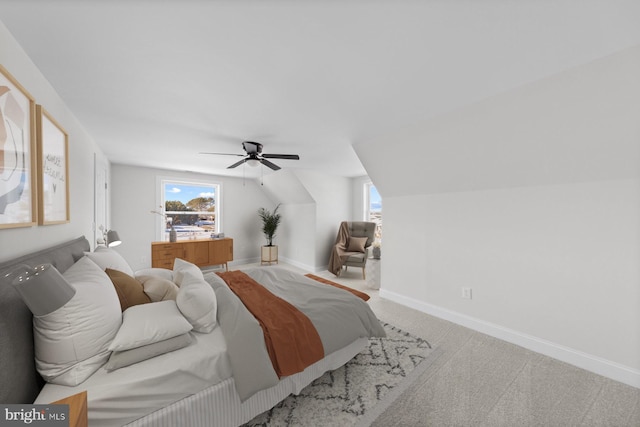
[33,256,122,386]
[105,333,193,371]
[135,267,174,282]
[176,271,217,333]
[109,300,193,351]
[85,246,134,276]
[173,258,204,286]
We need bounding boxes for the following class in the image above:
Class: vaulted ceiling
[1,0,639,183]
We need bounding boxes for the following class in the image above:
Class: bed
[0,236,386,426]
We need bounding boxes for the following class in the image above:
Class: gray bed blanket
[204,267,385,401]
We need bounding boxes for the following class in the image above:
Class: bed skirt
[126,337,368,427]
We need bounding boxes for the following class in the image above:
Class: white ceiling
[1,0,639,179]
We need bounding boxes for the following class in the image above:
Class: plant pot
[261,245,278,265]
[372,246,381,259]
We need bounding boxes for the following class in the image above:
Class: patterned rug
[244,322,437,426]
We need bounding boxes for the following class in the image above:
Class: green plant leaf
[258,204,281,246]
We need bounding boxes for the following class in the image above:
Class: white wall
[0,20,108,262]
[110,164,276,271]
[382,180,639,372]
[277,203,316,270]
[260,169,352,271]
[358,46,640,387]
[294,170,352,268]
[109,166,352,273]
[259,170,315,269]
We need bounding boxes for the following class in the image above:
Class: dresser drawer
[152,247,183,260]
[151,238,233,270]
[151,258,174,269]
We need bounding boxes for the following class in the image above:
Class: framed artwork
[0,65,37,229]
[36,105,69,225]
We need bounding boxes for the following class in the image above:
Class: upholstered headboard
[0,236,90,404]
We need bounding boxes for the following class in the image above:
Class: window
[160,179,220,241]
[365,182,382,242]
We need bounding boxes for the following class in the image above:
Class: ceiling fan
[201,141,300,171]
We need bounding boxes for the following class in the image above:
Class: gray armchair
[335,221,376,279]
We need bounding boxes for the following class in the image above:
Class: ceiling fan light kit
[201,141,300,171]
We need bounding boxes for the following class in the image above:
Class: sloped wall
[355,46,640,386]
[356,46,640,197]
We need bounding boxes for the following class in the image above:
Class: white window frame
[363,181,372,221]
[156,177,221,241]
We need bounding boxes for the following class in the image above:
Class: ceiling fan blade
[262,154,300,160]
[260,158,281,170]
[200,152,245,157]
[227,159,247,169]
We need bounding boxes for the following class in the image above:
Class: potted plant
[258,204,281,265]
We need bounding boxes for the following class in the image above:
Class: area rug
[243,322,438,427]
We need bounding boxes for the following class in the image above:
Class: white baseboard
[227,257,261,268]
[379,288,640,389]
[277,256,323,273]
[228,256,324,273]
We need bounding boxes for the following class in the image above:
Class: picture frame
[0,65,37,229]
[36,105,69,225]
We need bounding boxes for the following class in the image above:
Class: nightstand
[53,390,87,427]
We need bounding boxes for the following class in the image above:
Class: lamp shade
[10,264,76,316]
[106,230,122,247]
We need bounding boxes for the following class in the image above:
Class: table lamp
[6,264,76,316]
[106,230,122,247]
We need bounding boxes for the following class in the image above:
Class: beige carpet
[312,267,640,427]
[235,262,640,426]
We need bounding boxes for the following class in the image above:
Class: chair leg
[362,267,366,280]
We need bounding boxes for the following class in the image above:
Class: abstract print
[0,74,30,223]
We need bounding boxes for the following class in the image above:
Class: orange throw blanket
[304,274,370,301]
[217,270,324,377]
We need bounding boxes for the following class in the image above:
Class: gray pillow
[105,333,193,371]
[347,236,368,253]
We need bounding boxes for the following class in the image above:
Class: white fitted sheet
[126,337,369,427]
[35,328,232,427]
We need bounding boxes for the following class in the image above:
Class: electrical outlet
[141,256,147,264]
[461,287,472,299]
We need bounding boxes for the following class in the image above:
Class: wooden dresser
[151,238,233,270]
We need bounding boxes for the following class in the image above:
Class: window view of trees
[165,197,215,227]
[162,181,219,240]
